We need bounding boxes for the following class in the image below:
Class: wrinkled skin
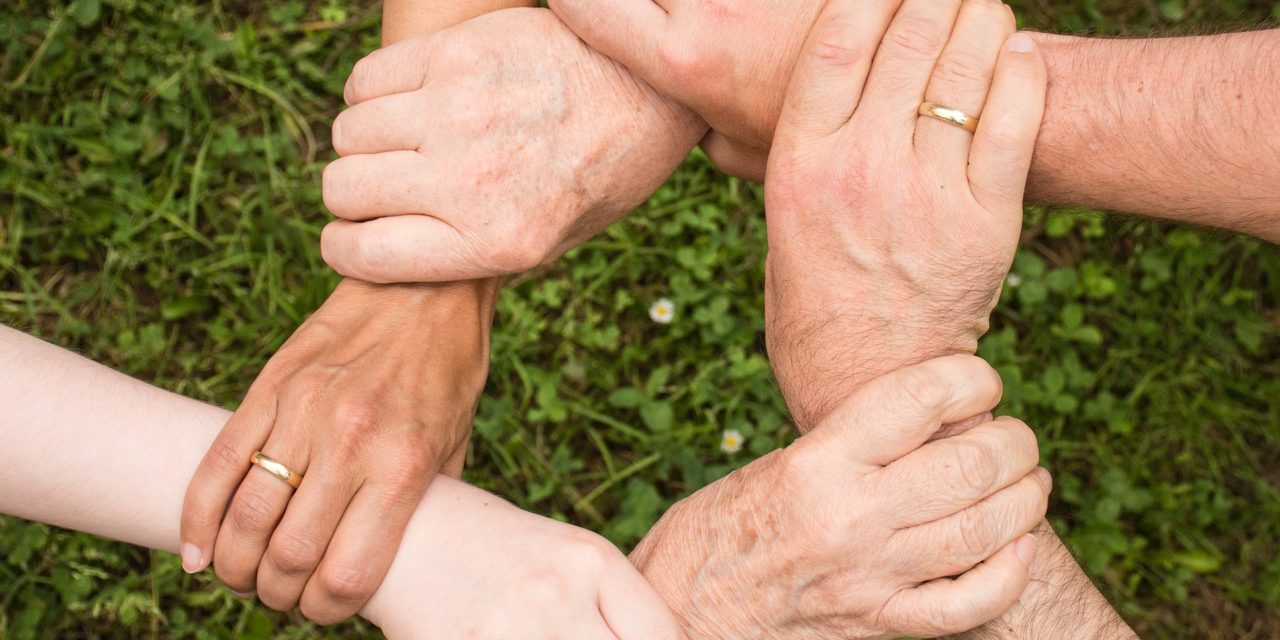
[549,0,828,179]
[631,356,1051,639]
[320,7,705,283]
[182,279,497,623]
[761,0,1045,429]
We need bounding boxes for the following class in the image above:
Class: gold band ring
[250,451,303,489]
[918,102,979,133]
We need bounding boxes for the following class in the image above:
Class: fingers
[212,438,311,594]
[331,91,432,157]
[255,469,357,611]
[855,0,963,136]
[914,0,1016,163]
[775,0,904,143]
[320,216,485,284]
[598,560,684,640]
[299,479,428,625]
[546,0,668,92]
[805,355,1003,468]
[967,32,1048,211]
[880,416,1040,527]
[699,131,767,182]
[343,35,437,106]
[180,393,276,574]
[894,466,1051,579]
[885,534,1037,637]
[322,152,441,221]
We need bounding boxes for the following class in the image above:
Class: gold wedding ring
[250,451,303,489]
[918,102,979,133]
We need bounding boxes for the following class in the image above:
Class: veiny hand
[320,7,704,283]
[362,476,681,640]
[763,0,1047,429]
[548,0,832,179]
[181,278,498,623]
[632,356,1050,639]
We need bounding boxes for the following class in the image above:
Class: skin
[1,326,1048,638]
[307,0,1091,635]
[550,0,1280,242]
[217,0,1276,633]
[320,7,704,283]
[0,324,679,639]
[180,0,533,624]
[757,2,1135,637]
[621,2,1081,637]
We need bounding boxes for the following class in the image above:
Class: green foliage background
[1,0,1278,637]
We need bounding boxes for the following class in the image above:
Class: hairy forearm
[1031,30,1280,241]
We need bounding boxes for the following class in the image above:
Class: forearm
[0,325,488,631]
[1030,30,1280,241]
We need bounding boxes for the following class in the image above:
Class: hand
[320,7,704,283]
[762,0,1047,429]
[180,278,498,623]
[548,0,831,180]
[362,477,681,640]
[632,356,1050,639]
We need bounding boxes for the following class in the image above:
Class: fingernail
[230,589,255,599]
[1034,467,1053,493]
[1007,32,1036,53]
[1015,534,1038,565]
[180,543,205,574]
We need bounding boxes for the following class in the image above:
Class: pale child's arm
[0,324,679,639]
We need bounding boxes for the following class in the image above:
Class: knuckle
[807,12,867,69]
[206,439,248,475]
[329,399,381,457]
[953,506,996,560]
[886,16,947,59]
[933,49,990,86]
[213,563,253,594]
[350,234,388,278]
[230,490,279,535]
[981,118,1028,154]
[949,439,999,498]
[999,417,1039,458]
[923,599,966,636]
[896,365,949,413]
[268,534,324,577]
[563,530,619,574]
[657,39,706,82]
[316,561,380,604]
[489,231,547,274]
[523,567,576,608]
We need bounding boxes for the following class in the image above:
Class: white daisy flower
[649,298,675,325]
[720,429,744,454]
[1005,274,1023,288]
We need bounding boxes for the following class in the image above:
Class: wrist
[765,257,989,430]
[942,522,1136,640]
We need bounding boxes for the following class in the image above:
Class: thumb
[885,533,1037,637]
[798,355,1004,468]
[320,217,494,283]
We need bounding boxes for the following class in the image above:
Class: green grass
[2,0,1278,638]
